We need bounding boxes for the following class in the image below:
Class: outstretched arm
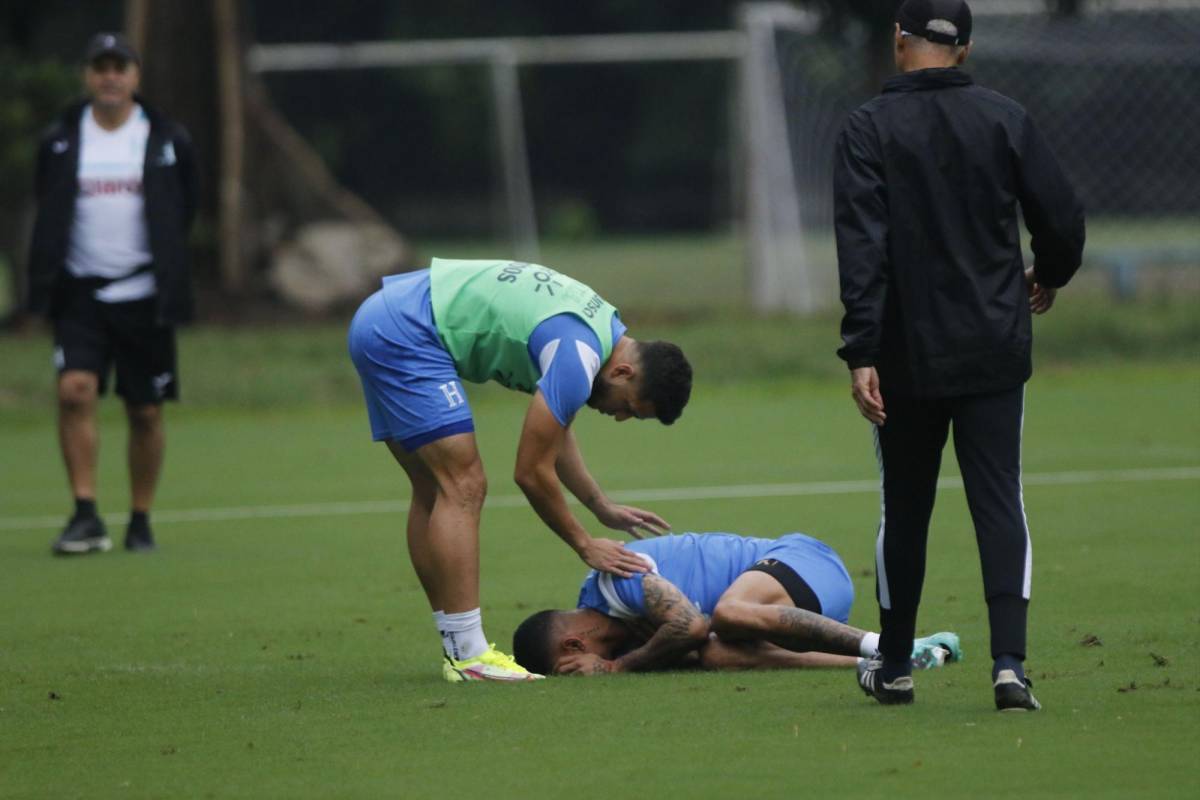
[515,392,649,578]
[556,428,670,538]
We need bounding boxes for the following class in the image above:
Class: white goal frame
[247,5,832,314]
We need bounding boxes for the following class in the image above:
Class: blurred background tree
[1,1,114,324]
[1,0,1186,322]
[0,0,751,321]
[0,56,77,323]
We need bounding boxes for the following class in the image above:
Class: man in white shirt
[27,33,197,555]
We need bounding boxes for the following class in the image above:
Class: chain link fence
[765,4,1200,308]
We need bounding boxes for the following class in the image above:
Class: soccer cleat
[443,645,545,683]
[51,515,112,556]
[910,631,963,669]
[124,524,157,553]
[857,657,914,705]
[994,669,1041,711]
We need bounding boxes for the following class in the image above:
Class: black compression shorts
[745,557,823,615]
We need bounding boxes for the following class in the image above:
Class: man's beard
[586,372,612,409]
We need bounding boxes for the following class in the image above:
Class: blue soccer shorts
[760,533,855,623]
[347,270,475,451]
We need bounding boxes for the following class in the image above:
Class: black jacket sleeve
[27,132,56,308]
[1015,114,1085,289]
[833,110,889,369]
[173,123,198,234]
[33,135,51,202]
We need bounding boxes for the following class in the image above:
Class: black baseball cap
[896,0,972,46]
[84,32,140,66]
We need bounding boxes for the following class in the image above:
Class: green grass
[4,216,1197,319]
[420,217,1200,314]
[1,358,1198,798]
[1,231,1197,796]
[1,286,1197,415]
[418,231,750,314]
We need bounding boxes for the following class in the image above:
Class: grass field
[2,303,1198,798]
[418,217,1199,316]
[6,217,1196,320]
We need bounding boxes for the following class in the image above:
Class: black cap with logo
[84,32,141,66]
[896,0,973,47]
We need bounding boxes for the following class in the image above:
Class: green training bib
[429,258,618,393]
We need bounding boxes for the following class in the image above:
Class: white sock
[436,608,488,661]
[859,632,881,658]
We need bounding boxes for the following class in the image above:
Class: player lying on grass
[512,531,961,675]
[348,259,692,682]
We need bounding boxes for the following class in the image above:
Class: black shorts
[53,286,178,405]
[746,558,823,615]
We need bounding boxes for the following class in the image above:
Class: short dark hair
[636,340,692,425]
[512,609,564,676]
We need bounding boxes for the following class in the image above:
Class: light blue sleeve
[529,314,604,427]
[588,572,647,620]
[576,571,609,614]
[577,538,658,619]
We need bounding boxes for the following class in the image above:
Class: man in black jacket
[27,33,197,556]
[833,0,1084,711]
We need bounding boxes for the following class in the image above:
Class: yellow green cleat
[443,644,545,682]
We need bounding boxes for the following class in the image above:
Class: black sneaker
[857,657,914,705]
[994,669,1041,711]
[51,515,111,555]
[124,523,157,553]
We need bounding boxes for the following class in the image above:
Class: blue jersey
[576,532,855,624]
[528,312,627,426]
[377,270,626,424]
[350,270,627,448]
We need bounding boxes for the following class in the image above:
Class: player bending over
[512,531,960,676]
[348,259,692,682]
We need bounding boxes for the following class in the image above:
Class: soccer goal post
[737,3,832,314]
[248,16,842,314]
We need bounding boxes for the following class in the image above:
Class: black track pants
[872,385,1031,664]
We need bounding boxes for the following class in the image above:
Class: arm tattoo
[774,606,867,656]
[612,575,706,672]
[644,575,703,640]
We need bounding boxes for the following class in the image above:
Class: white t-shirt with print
[66,104,156,303]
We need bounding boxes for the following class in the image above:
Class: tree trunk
[213,0,245,292]
[123,0,407,313]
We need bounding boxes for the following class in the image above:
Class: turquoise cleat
[910,632,963,669]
